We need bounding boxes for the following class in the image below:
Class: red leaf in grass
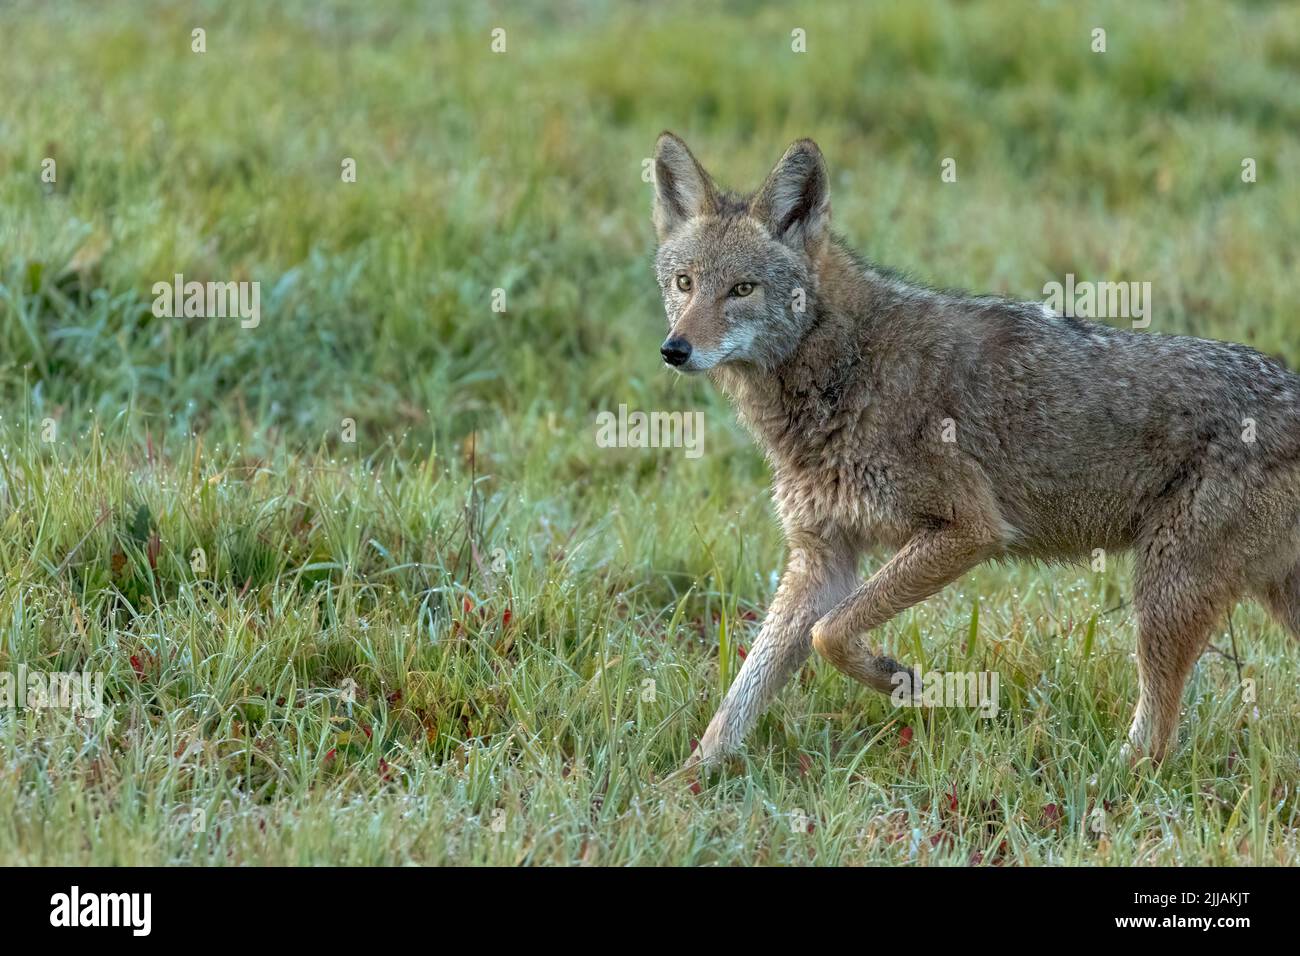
[1042,803,1062,828]
[689,738,699,753]
[689,780,701,795]
[387,689,402,704]
[360,724,372,740]
[379,758,393,782]
[798,753,812,777]
[898,725,914,746]
[146,532,161,570]
[324,748,337,764]
[945,783,959,814]
[501,607,512,628]
[129,654,146,679]
[736,644,747,660]
[462,596,474,616]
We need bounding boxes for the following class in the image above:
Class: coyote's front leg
[684,536,856,771]
[811,521,1000,693]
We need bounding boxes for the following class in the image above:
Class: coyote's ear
[750,139,830,256]
[653,132,718,240]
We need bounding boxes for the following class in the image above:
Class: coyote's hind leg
[1126,554,1236,764]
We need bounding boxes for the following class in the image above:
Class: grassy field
[2,0,1300,865]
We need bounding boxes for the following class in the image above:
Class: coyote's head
[652,132,830,373]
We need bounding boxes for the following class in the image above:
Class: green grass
[2,0,1299,864]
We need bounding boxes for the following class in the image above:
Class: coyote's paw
[661,747,709,789]
[1120,738,1161,772]
[872,654,920,700]
[677,747,703,775]
[812,619,919,698]
[1118,741,1155,775]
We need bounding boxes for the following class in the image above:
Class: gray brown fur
[651,132,1300,772]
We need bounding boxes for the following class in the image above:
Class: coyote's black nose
[661,338,692,367]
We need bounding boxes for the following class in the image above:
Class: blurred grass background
[1,0,1298,864]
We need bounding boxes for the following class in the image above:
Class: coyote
[651,132,1300,772]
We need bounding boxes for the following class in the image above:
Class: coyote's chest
[721,366,912,545]
[751,401,910,546]
[768,446,911,548]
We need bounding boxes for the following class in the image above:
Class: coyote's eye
[675,274,692,293]
[731,282,754,297]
